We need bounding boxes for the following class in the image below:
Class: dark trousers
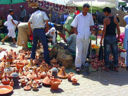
[31,28,50,65]
[104,36,118,67]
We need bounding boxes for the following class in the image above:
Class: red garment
[30,34,33,41]
[75,10,80,15]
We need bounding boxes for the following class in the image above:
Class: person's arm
[100,18,107,45]
[114,16,120,41]
[90,15,95,34]
[11,19,16,26]
[45,20,49,33]
[58,32,67,42]
[28,14,33,36]
[71,16,78,35]
[44,12,49,32]
[28,22,32,36]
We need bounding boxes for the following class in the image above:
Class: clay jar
[68,72,74,81]
[71,78,77,84]
[50,78,62,90]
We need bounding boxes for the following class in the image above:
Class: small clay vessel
[71,77,78,84]
[68,72,74,81]
[16,61,24,70]
[42,75,51,86]
[9,79,14,87]
[40,72,47,79]
[24,84,31,91]
[58,67,68,79]
[50,58,57,65]
[2,73,10,85]
[50,78,62,90]
[32,81,38,91]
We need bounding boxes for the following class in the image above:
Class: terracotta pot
[42,76,51,86]
[32,81,38,91]
[9,80,14,87]
[16,62,24,70]
[71,78,77,84]
[50,78,62,90]
[68,72,74,81]
[24,85,31,91]
[40,72,46,79]
[2,77,10,85]
[58,67,68,79]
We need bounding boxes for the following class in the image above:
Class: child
[1,9,19,45]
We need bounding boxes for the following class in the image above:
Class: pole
[91,0,92,14]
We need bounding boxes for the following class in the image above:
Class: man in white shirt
[1,9,17,45]
[71,4,94,73]
[28,7,51,66]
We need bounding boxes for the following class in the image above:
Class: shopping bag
[98,45,104,61]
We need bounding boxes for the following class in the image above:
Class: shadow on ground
[82,68,128,86]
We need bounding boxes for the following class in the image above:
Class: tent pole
[91,0,92,14]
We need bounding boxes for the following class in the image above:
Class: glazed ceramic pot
[58,67,68,79]
[68,72,74,81]
[50,78,62,90]
[40,72,46,79]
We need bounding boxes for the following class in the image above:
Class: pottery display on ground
[42,75,52,86]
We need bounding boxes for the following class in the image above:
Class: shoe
[113,67,118,72]
[75,67,81,74]
[103,67,109,72]
[126,67,128,71]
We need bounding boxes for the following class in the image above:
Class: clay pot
[24,85,31,91]
[42,75,51,86]
[2,74,10,85]
[40,63,49,72]
[32,81,38,91]
[58,67,68,79]
[40,72,47,79]
[68,72,74,81]
[71,78,77,84]
[16,62,24,70]
[50,78,62,90]
[9,80,14,87]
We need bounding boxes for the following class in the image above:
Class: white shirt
[71,13,94,39]
[7,14,15,29]
[29,10,49,29]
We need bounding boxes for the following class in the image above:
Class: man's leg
[31,29,38,60]
[81,39,90,65]
[39,29,50,65]
[75,38,83,68]
[111,39,118,68]
[104,40,111,68]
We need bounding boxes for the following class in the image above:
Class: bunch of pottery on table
[0,49,78,93]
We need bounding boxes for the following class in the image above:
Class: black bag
[98,45,104,60]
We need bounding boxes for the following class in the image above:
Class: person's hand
[100,39,103,45]
[28,30,32,36]
[117,36,120,42]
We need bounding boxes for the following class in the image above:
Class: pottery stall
[0,48,79,95]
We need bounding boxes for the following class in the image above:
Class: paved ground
[0,42,128,96]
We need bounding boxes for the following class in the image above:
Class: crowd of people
[1,2,128,74]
